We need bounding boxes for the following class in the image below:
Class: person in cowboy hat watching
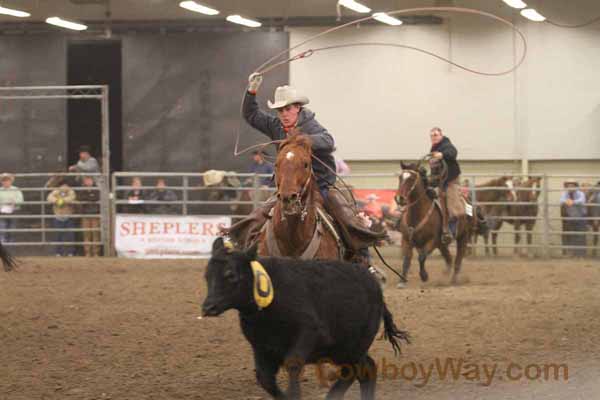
[225,73,386,269]
[0,173,24,243]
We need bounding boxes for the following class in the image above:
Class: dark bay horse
[257,134,340,260]
[1,242,16,271]
[502,177,542,256]
[470,176,515,255]
[396,163,472,286]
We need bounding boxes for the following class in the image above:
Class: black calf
[202,238,409,399]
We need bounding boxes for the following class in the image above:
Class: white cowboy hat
[267,85,310,109]
[203,170,226,187]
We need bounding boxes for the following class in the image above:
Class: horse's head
[525,177,542,202]
[396,162,422,205]
[503,176,518,202]
[275,134,313,215]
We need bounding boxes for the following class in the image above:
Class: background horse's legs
[526,222,535,258]
[514,221,522,256]
[593,223,599,257]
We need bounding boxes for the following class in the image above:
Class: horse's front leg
[418,248,429,282]
[397,241,413,288]
[452,235,469,285]
[439,244,453,275]
[417,240,437,282]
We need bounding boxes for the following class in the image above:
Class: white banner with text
[115,215,231,259]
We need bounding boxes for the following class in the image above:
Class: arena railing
[0,173,109,256]
[3,171,597,258]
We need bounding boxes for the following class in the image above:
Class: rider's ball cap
[268,86,309,109]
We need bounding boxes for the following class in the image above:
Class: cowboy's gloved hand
[247,72,263,93]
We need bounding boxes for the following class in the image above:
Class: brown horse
[470,176,515,256]
[396,163,472,286]
[500,177,542,256]
[257,135,340,260]
[0,241,16,271]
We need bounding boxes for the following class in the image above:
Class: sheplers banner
[115,215,231,259]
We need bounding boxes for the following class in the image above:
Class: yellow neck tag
[250,261,274,309]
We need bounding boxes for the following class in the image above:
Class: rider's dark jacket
[243,92,336,189]
[430,136,461,183]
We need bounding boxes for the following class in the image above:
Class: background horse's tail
[0,242,16,272]
[382,302,410,356]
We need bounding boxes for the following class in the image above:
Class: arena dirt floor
[2,253,600,400]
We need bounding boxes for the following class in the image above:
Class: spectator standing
[123,177,146,214]
[248,150,274,187]
[560,180,587,257]
[78,176,101,257]
[146,178,178,214]
[0,173,24,242]
[69,145,100,183]
[47,181,77,256]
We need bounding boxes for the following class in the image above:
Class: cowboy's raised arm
[242,73,283,140]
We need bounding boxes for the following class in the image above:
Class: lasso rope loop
[235,6,529,158]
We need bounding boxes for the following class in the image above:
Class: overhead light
[338,0,371,14]
[372,12,403,26]
[0,5,30,17]
[520,8,546,22]
[179,1,219,16]
[502,0,527,9]
[226,15,261,28]
[46,17,88,31]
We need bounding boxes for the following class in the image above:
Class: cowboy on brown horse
[428,127,487,244]
[224,72,385,267]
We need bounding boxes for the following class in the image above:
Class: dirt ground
[1,254,600,400]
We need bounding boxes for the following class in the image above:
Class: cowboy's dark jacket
[430,136,461,183]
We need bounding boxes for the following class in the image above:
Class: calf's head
[202,238,268,317]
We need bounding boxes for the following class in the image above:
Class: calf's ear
[246,242,258,260]
[212,237,225,254]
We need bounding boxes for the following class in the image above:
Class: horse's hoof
[420,270,429,282]
[451,275,459,285]
[396,281,407,289]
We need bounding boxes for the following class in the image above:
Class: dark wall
[0,35,66,173]
[0,31,289,174]
[122,31,289,172]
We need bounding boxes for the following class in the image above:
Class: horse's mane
[278,134,312,157]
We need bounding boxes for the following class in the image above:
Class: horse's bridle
[276,167,314,222]
[395,170,426,211]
